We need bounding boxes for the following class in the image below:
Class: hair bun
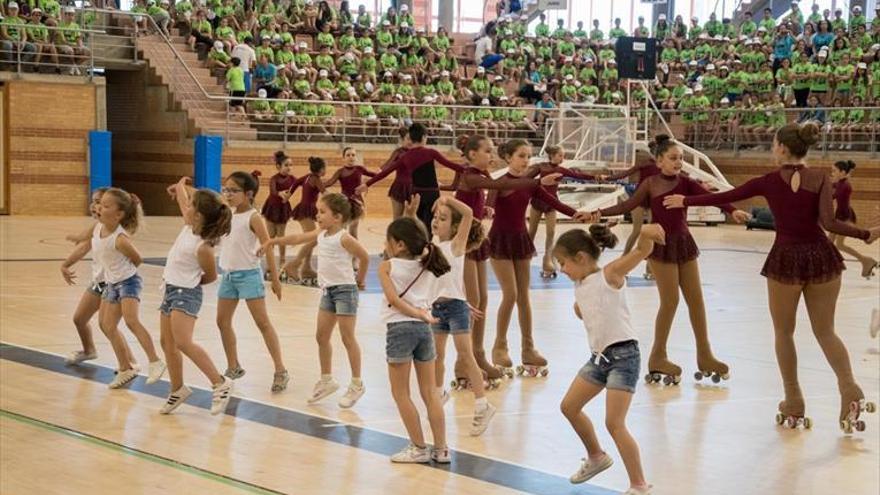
[455,134,470,153]
[588,223,619,250]
[797,122,820,146]
[654,134,672,145]
[251,170,262,178]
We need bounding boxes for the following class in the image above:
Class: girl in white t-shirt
[378,215,450,464]
[159,177,234,416]
[262,193,370,408]
[217,171,289,393]
[552,223,664,495]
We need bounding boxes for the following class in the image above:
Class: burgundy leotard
[600,173,736,264]
[683,165,869,284]
[488,173,577,260]
[453,166,545,261]
[291,174,322,221]
[333,165,376,200]
[832,178,855,222]
[528,163,596,213]
[261,173,297,224]
[606,158,660,208]
[365,146,465,202]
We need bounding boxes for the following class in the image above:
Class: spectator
[231,35,257,92]
[1,2,36,68]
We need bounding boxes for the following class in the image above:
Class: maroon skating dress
[291,174,322,221]
[453,167,546,262]
[600,173,736,264]
[261,173,297,224]
[683,165,870,285]
[606,158,660,208]
[527,163,597,213]
[331,165,376,217]
[833,178,856,223]
[364,146,465,203]
[487,174,577,260]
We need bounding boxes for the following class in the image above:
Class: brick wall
[4,79,98,215]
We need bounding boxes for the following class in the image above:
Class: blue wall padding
[194,135,223,191]
[88,131,112,193]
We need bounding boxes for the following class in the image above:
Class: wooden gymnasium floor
[1,215,878,495]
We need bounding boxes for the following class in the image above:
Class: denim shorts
[88,281,107,297]
[578,340,641,393]
[218,268,265,300]
[319,284,359,316]
[103,274,143,303]
[431,298,470,334]
[386,320,436,364]
[159,284,203,318]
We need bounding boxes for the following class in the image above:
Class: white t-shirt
[381,258,434,324]
[91,224,137,284]
[474,35,493,62]
[163,226,205,289]
[574,267,638,354]
[231,44,256,72]
[220,209,259,272]
[317,229,356,288]
[431,240,465,301]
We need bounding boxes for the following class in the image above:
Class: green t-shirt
[338,34,356,51]
[315,54,334,70]
[379,53,398,70]
[834,64,854,90]
[433,35,451,52]
[535,23,550,37]
[810,64,832,91]
[791,62,813,90]
[609,27,625,38]
[275,49,294,65]
[294,52,312,67]
[226,67,245,91]
[360,56,377,73]
[193,19,212,36]
[209,49,231,63]
[589,29,603,41]
[739,20,757,36]
[829,109,847,124]
[26,21,49,43]
[58,20,81,44]
[215,26,235,39]
[316,32,334,48]
[357,105,376,118]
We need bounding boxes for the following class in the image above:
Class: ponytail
[386,217,450,277]
[421,242,451,277]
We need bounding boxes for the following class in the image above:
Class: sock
[588,451,607,462]
[351,377,363,387]
[321,374,333,382]
[474,397,488,411]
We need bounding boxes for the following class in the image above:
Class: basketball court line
[0,409,284,495]
[0,342,618,495]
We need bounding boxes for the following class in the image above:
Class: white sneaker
[109,368,138,389]
[623,485,653,495]
[65,350,97,365]
[569,454,613,484]
[159,385,192,414]
[431,446,451,464]
[338,382,365,408]
[469,402,497,436]
[390,443,431,463]
[210,377,234,415]
[440,389,450,405]
[146,360,167,385]
[307,377,340,404]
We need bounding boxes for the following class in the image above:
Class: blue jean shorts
[103,274,143,303]
[218,268,265,300]
[578,340,641,393]
[319,284,359,316]
[159,284,203,318]
[88,281,107,297]
[431,298,470,334]
[386,321,436,364]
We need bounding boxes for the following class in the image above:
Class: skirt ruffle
[761,240,844,285]
[649,232,700,264]
[467,238,492,262]
[291,203,318,221]
[388,180,414,204]
[488,230,536,260]
[261,201,292,224]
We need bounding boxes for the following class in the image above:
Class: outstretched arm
[259,229,322,256]
[557,166,596,181]
[533,185,577,218]
[428,148,466,174]
[598,179,651,217]
[684,177,737,214]
[818,175,871,240]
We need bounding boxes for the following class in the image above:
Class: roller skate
[644,357,682,386]
[839,386,876,434]
[861,259,878,280]
[517,347,549,377]
[450,358,485,391]
[775,397,811,429]
[475,350,503,389]
[694,355,730,384]
[539,255,557,279]
[282,260,302,285]
[492,345,515,379]
[300,269,319,287]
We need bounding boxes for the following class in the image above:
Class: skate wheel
[515,365,524,376]
[550,272,557,279]
[865,402,876,413]
[644,374,654,384]
[540,368,549,377]
[673,375,682,385]
[651,373,661,383]
[775,413,785,426]
[450,380,458,388]
[694,371,704,381]
[663,375,673,386]
[855,420,866,432]
[711,373,721,384]
[721,373,730,381]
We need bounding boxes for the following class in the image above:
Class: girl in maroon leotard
[488,139,590,376]
[262,151,297,268]
[594,135,750,385]
[324,147,376,239]
[526,145,597,279]
[665,122,880,431]
[285,157,327,283]
[449,135,565,383]
[828,160,878,279]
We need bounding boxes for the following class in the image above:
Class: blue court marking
[0,342,618,495]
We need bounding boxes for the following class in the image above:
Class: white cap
[400,22,409,28]
[722,36,730,41]
[7,1,18,8]
[706,63,716,70]
[347,86,356,94]
[481,98,490,105]
[364,46,373,54]
[565,56,573,63]
[713,34,723,41]
[698,33,709,39]
[417,27,425,32]
[565,74,573,80]
[740,35,749,41]
[345,52,354,60]
[31,7,41,12]
[574,80,582,87]
[872,44,880,51]
[423,95,434,103]
[364,82,374,91]
[757,26,767,32]
[720,65,729,71]
[691,16,699,21]
[298,41,307,48]
[285,110,297,117]
[477,66,485,73]
[383,71,392,77]
[688,60,698,66]
[608,59,616,65]
[296,68,306,75]
[500,95,509,101]
[684,88,694,95]
[402,74,412,80]
[382,20,390,26]
[441,70,450,76]
[791,1,798,5]
[720,97,730,104]
[395,93,404,100]
[853,6,861,12]
[611,92,622,100]
[400,4,408,11]
[693,84,703,91]
[659,14,666,20]
[258,88,268,98]
[506,48,515,54]
[857,62,867,69]
[214,41,224,50]
[495,75,503,81]
[319,69,328,76]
